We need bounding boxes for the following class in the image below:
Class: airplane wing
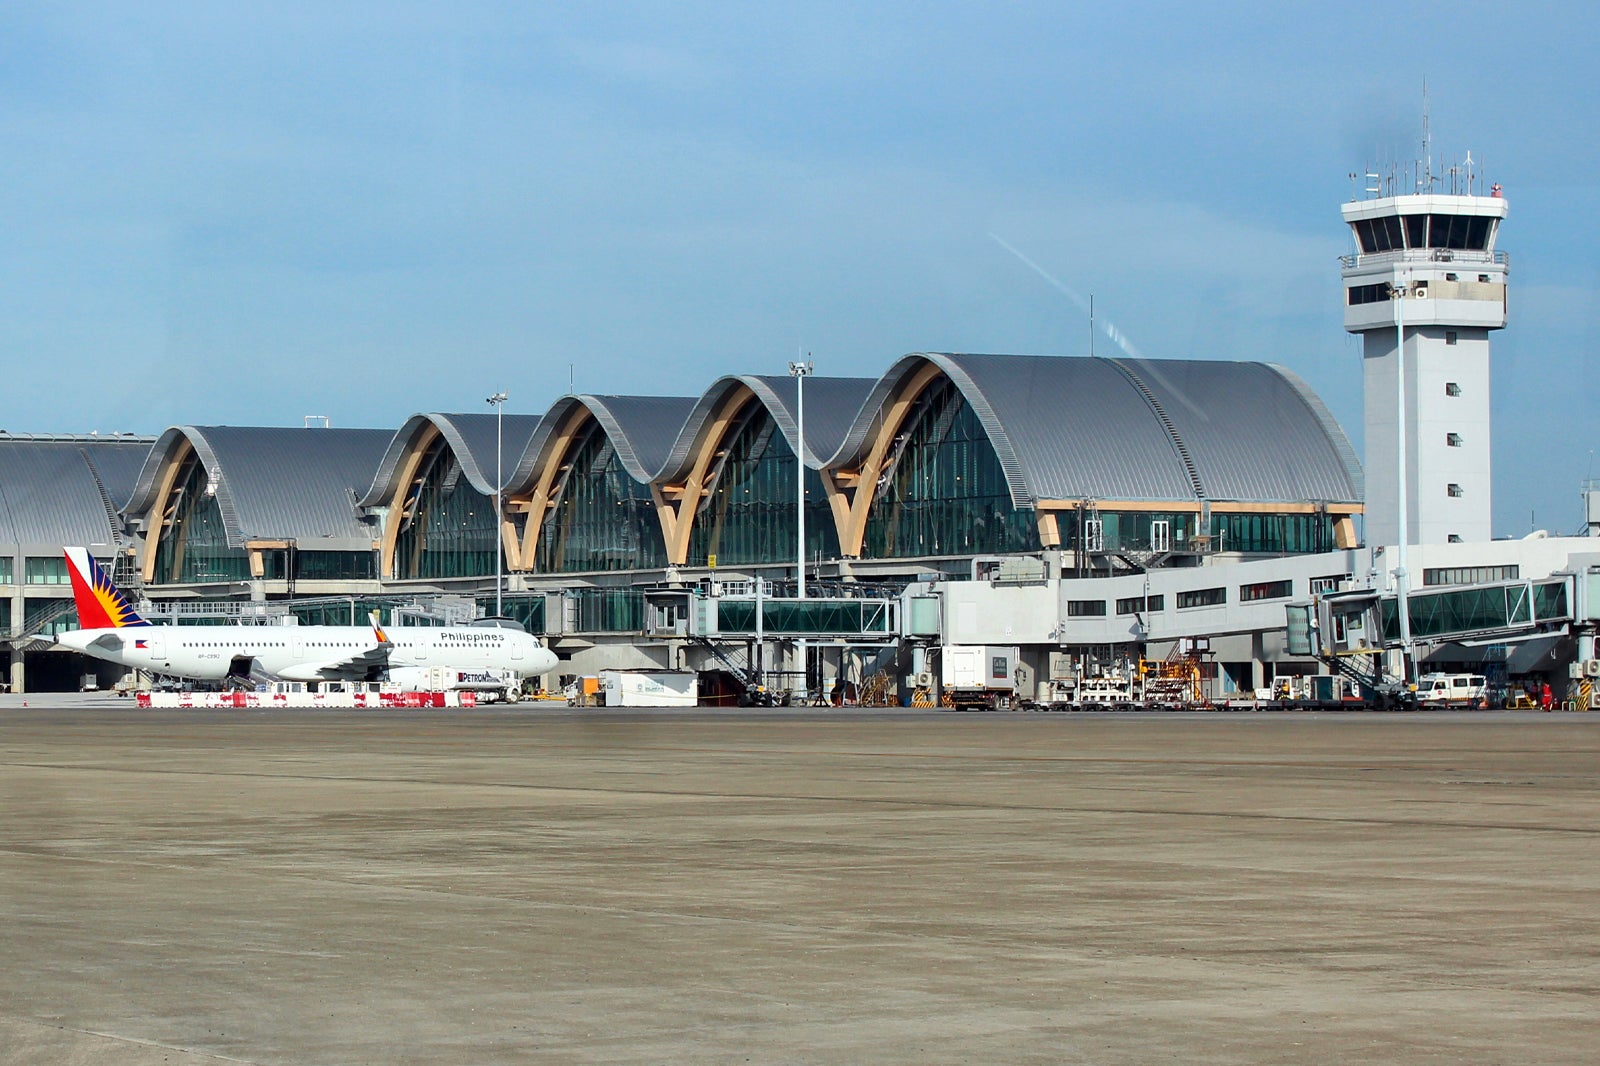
[275,642,393,682]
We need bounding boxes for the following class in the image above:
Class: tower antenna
[1421,79,1432,190]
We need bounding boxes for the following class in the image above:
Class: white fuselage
[56,623,559,683]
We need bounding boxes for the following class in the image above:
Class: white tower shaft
[1341,191,1508,547]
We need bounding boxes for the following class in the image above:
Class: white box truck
[939,645,1018,711]
[600,670,699,708]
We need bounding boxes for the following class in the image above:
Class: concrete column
[10,652,24,695]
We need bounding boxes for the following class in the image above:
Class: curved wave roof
[126,426,397,548]
[355,354,1361,517]
[510,395,700,487]
[838,354,1363,507]
[359,412,544,506]
[656,374,878,481]
[0,435,154,550]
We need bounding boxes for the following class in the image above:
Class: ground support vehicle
[939,645,1018,711]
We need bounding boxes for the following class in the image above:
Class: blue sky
[3,2,1596,536]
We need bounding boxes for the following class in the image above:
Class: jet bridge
[643,582,902,705]
[1286,573,1583,703]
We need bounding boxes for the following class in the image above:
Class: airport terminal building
[5,178,1598,699]
[5,349,1593,698]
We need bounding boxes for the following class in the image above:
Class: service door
[137,631,166,667]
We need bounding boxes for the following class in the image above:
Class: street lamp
[789,357,813,703]
[788,359,813,597]
[1389,277,1414,686]
[486,390,508,617]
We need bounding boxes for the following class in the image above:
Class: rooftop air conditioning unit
[1584,659,1600,679]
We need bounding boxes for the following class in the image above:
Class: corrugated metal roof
[356,413,543,508]
[0,436,155,550]
[742,375,877,466]
[502,395,697,490]
[126,427,396,548]
[425,413,544,493]
[1105,358,1363,503]
[656,375,877,481]
[831,354,1363,507]
[601,395,712,476]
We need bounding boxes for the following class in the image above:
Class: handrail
[1340,249,1509,269]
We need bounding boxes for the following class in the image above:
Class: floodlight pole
[789,357,813,701]
[788,359,813,598]
[1390,279,1414,687]
[487,390,508,617]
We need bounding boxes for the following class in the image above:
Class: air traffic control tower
[1341,169,1508,546]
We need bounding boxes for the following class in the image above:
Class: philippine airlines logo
[134,639,149,650]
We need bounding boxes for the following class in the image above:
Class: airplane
[53,547,559,688]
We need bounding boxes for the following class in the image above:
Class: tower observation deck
[1341,170,1508,547]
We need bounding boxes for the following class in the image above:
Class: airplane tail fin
[64,547,151,629]
[369,610,391,645]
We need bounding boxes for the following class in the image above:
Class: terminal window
[1446,331,1458,345]
[1445,381,1461,396]
[1447,483,1464,497]
[1308,575,1350,594]
[1116,594,1164,615]
[1239,579,1294,603]
[1067,599,1107,617]
[1424,565,1518,586]
[1447,432,1463,447]
[1177,587,1226,609]
[24,556,69,585]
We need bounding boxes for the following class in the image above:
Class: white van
[1416,672,1488,708]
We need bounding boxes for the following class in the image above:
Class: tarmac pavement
[1,700,1597,1064]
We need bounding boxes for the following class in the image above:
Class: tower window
[1445,272,1459,282]
[1447,483,1464,498]
[1445,381,1461,396]
[1478,274,1490,283]
[1446,432,1463,447]
[1446,331,1458,345]
[1447,535,1462,543]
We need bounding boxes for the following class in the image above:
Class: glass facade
[261,550,378,581]
[395,436,498,580]
[0,556,13,584]
[24,557,70,585]
[716,598,892,635]
[687,400,838,567]
[283,601,390,627]
[1210,513,1337,555]
[24,599,77,637]
[535,421,668,573]
[1382,581,1571,642]
[1065,512,1195,553]
[153,453,251,584]
[863,379,1038,558]
[476,594,546,631]
[571,587,646,632]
